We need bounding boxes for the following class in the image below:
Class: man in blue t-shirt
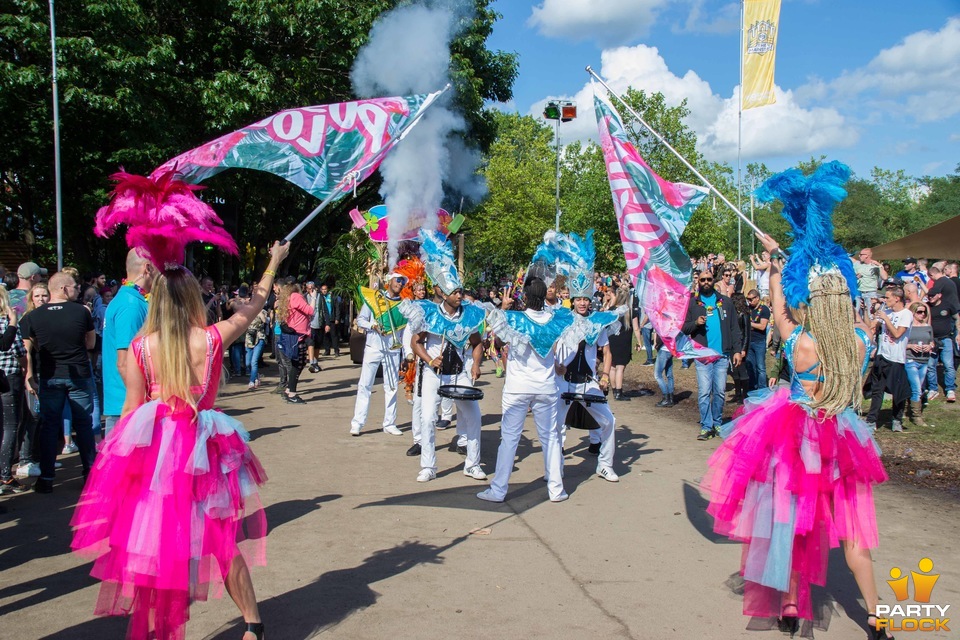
[682,272,742,441]
[102,249,155,437]
[895,257,928,291]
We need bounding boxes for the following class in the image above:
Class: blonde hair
[0,287,10,317]
[614,286,632,327]
[275,283,300,324]
[141,269,208,409]
[26,283,50,313]
[802,273,863,416]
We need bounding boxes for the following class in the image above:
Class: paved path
[1,355,958,639]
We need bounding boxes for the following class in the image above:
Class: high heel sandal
[244,622,265,640]
[867,613,894,640]
[777,604,799,637]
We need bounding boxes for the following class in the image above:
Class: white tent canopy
[870,214,960,261]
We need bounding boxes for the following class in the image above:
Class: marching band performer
[400,231,487,483]
[349,273,408,437]
[550,231,624,483]
[477,237,575,503]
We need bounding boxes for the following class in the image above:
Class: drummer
[401,231,487,483]
[552,230,624,483]
[477,235,576,503]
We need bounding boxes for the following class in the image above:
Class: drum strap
[440,342,464,376]
[564,340,593,383]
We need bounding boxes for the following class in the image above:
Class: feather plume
[755,160,858,308]
[418,229,461,295]
[94,169,238,270]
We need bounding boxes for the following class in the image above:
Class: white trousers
[411,362,423,444]
[490,392,566,501]
[351,346,403,430]
[419,367,481,471]
[555,382,616,470]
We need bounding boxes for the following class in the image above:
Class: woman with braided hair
[702,162,891,639]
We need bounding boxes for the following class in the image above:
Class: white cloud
[526,44,857,164]
[528,0,668,46]
[950,133,960,142]
[824,17,960,122]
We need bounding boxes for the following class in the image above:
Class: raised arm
[755,232,797,341]
[215,242,290,346]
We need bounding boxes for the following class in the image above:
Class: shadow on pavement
[203,538,463,640]
[264,494,341,534]
[247,423,301,441]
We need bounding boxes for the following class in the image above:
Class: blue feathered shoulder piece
[418,229,461,295]
[754,160,859,308]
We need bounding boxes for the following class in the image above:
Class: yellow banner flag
[742,0,781,110]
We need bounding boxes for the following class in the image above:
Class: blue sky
[486,0,960,181]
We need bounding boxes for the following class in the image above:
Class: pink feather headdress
[94,169,238,270]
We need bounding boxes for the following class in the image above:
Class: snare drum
[560,391,608,430]
[560,391,607,406]
[437,385,484,401]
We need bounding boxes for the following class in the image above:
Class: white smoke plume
[351,0,485,267]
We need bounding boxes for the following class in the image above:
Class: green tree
[466,112,555,279]
[557,141,625,272]
[914,164,960,232]
[1,0,516,276]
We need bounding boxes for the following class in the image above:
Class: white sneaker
[383,425,403,436]
[927,391,940,402]
[62,443,78,455]
[416,468,436,482]
[350,424,362,436]
[476,488,504,503]
[15,462,41,478]
[948,390,956,403]
[463,465,487,480]
[597,466,620,482]
[549,492,569,503]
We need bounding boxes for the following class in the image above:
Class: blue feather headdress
[418,229,462,295]
[532,230,597,298]
[755,160,859,308]
[526,230,561,286]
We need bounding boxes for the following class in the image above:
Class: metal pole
[554,118,561,231]
[586,65,771,242]
[737,0,744,261]
[49,0,63,269]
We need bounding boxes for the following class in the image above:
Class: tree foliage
[1,0,516,278]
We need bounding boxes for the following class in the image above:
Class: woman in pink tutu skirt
[71,171,290,640]
[702,162,893,639]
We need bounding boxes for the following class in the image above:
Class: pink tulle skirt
[71,401,267,640]
[702,386,887,621]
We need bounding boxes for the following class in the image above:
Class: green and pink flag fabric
[152,92,440,200]
[594,92,716,359]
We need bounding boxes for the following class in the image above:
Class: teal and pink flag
[594,92,715,359]
[152,92,441,200]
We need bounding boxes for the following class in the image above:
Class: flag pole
[585,66,773,244]
[737,0,744,261]
[283,84,451,243]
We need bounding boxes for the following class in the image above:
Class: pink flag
[594,93,716,359]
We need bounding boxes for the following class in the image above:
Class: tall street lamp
[543,100,576,231]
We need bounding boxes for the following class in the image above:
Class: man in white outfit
[478,275,574,503]
[556,295,620,482]
[350,274,407,436]
[549,229,622,482]
[401,231,487,482]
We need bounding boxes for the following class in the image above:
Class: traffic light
[543,101,576,122]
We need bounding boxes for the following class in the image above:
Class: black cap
[238,285,250,297]
[904,256,917,264]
